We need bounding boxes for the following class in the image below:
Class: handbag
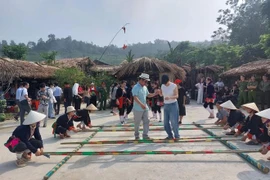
[4,136,21,152]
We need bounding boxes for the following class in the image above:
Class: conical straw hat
[85,104,98,111]
[23,111,46,125]
[242,102,259,112]
[256,108,270,120]
[220,100,237,110]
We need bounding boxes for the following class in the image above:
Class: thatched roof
[181,64,191,73]
[54,57,95,70]
[0,57,58,80]
[114,57,186,80]
[196,65,224,74]
[120,60,128,66]
[93,59,110,66]
[221,59,270,77]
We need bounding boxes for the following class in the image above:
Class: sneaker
[174,137,180,141]
[43,125,47,128]
[135,137,140,140]
[15,158,27,167]
[121,121,124,125]
[143,136,152,140]
[159,119,162,122]
[164,137,174,140]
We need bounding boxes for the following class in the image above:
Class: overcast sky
[0,0,227,47]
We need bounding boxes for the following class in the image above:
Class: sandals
[246,140,259,145]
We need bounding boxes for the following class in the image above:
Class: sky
[0,0,227,47]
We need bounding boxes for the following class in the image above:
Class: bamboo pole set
[192,122,270,174]
[90,123,216,128]
[43,127,103,180]
[43,149,260,156]
[86,126,223,132]
[60,138,241,145]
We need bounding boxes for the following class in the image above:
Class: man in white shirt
[14,82,23,121]
[19,82,31,125]
[53,82,63,115]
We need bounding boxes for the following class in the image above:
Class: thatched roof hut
[114,57,186,81]
[221,59,270,77]
[54,57,117,74]
[196,65,224,74]
[0,57,58,80]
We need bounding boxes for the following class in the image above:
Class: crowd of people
[4,73,270,168]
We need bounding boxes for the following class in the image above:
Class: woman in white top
[195,78,204,104]
[159,75,180,140]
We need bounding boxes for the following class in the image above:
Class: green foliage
[126,50,134,62]
[260,34,270,57]
[2,44,27,59]
[0,99,6,122]
[40,51,58,64]
[54,68,86,87]
[213,0,270,45]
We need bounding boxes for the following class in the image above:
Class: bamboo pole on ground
[43,127,103,180]
[85,127,222,132]
[43,149,260,156]
[90,123,216,128]
[60,138,241,145]
[193,122,270,174]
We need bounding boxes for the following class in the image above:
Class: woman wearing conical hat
[220,100,245,135]
[4,111,46,167]
[74,104,98,130]
[256,108,270,160]
[235,102,263,145]
[52,106,78,139]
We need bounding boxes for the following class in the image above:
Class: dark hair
[216,100,224,105]
[40,83,46,88]
[19,82,23,87]
[22,82,28,87]
[161,75,169,85]
[120,80,127,84]
[48,83,53,87]
[64,82,69,85]
[54,82,58,86]
[179,82,183,86]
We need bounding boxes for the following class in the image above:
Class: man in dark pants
[259,74,270,110]
[19,82,31,125]
[53,82,63,115]
[14,82,23,121]
[63,82,72,113]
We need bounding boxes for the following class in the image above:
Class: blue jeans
[164,102,179,138]
[48,101,55,118]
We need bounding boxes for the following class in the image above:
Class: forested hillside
[1,0,270,68]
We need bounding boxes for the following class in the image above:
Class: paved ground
[0,101,270,180]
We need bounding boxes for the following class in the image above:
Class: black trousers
[126,104,133,115]
[55,126,67,134]
[119,105,126,116]
[203,102,214,109]
[13,138,42,153]
[64,100,72,113]
[261,91,270,110]
[152,104,161,113]
[90,96,97,107]
[54,96,61,114]
[73,96,81,110]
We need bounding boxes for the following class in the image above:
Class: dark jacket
[74,109,91,126]
[56,114,74,130]
[63,87,72,102]
[227,110,245,127]
[12,125,43,153]
[240,115,263,136]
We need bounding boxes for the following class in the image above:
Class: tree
[260,34,270,57]
[54,68,86,87]
[40,51,58,64]
[2,44,28,59]
[126,49,134,62]
[213,0,269,45]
